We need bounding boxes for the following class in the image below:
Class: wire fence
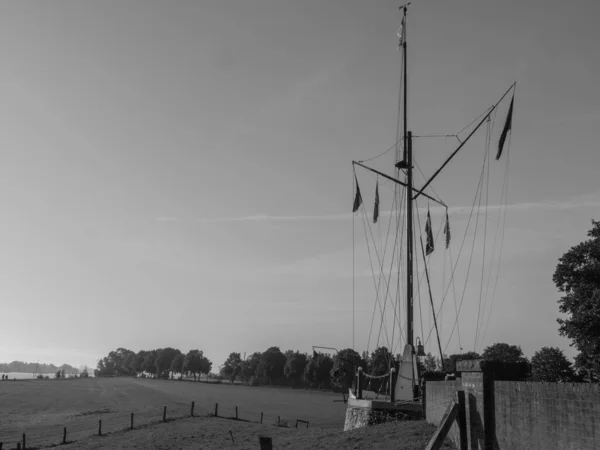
[0,399,345,449]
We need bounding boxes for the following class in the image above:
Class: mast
[401,4,414,350]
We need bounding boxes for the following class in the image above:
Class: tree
[170,353,185,380]
[423,353,440,372]
[284,351,308,386]
[330,349,365,389]
[482,343,528,364]
[132,351,149,376]
[366,347,394,393]
[530,347,576,382]
[155,348,180,379]
[553,220,600,380]
[220,352,243,382]
[184,350,212,381]
[257,347,287,385]
[304,353,334,389]
[143,350,159,378]
[240,352,261,383]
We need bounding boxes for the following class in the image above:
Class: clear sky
[0,0,598,369]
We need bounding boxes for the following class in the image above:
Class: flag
[496,95,514,160]
[425,209,434,255]
[397,17,405,50]
[373,180,379,223]
[444,212,451,249]
[352,175,362,212]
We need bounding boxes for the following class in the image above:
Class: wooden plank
[425,401,459,450]
[456,390,468,450]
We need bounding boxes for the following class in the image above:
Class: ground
[0,377,455,449]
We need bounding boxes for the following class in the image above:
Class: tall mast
[401,5,414,350]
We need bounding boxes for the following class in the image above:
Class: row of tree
[93,342,581,388]
[94,348,212,380]
[0,361,79,375]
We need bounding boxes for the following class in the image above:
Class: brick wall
[494,381,600,449]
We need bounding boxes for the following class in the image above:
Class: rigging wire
[359,207,393,351]
[480,127,513,348]
[474,117,493,350]
[430,138,489,350]
[353,167,356,350]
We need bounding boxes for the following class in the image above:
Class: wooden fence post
[214,403,218,417]
[98,419,102,436]
[191,401,195,417]
[131,412,134,430]
[163,406,167,422]
[22,434,26,450]
[260,412,263,424]
[16,443,20,450]
[63,427,67,444]
[236,405,238,420]
[456,390,467,450]
[357,367,363,399]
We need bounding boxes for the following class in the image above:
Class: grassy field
[0,377,346,447]
[0,377,455,449]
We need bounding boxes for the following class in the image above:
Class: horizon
[1,0,598,371]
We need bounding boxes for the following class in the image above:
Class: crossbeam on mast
[413,82,516,200]
[352,160,447,208]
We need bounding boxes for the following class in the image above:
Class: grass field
[0,377,455,449]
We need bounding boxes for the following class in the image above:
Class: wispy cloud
[156,193,600,224]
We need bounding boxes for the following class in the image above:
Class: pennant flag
[397,17,405,50]
[352,175,362,212]
[444,212,451,249]
[496,95,514,160]
[425,209,434,255]
[373,180,379,223]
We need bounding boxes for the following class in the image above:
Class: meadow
[0,376,346,447]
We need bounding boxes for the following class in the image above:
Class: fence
[425,360,600,449]
[0,400,326,450]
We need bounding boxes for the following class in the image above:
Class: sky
[0,0,598,370]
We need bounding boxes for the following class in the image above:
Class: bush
[37,375,44,380]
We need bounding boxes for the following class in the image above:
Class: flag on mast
[425,209,434,255]
[397,17,405,50]
[373,180,379,223]
[352,175,362,213]
[444,212,451,249]
[496,95,514,160]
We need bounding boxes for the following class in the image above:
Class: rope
[474,116,492,350]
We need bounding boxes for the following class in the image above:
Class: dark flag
[496,95,514,160]
[444,212,451,249]
[373,181,379,223]
[352,175,362,212]
[425,209,434,255]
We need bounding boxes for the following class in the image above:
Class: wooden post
[357,367,363,400]
[258,436,273,450]
[277,416,280,427]
[191,401,195,417]
[163,406,167,422]
[456,390,467,450]
[22,434,25,450]
[16,444,20,450]
[214,403,218,417]
[63,426,67,444]
[390,367,396,402]
[235,405,238,420]
[98,419,102,436]
[260,412,263,424]
[131,412,134,430]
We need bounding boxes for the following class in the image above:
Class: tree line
[94,348,212,380]
[0,361,79,375]
[93,342,581,389]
